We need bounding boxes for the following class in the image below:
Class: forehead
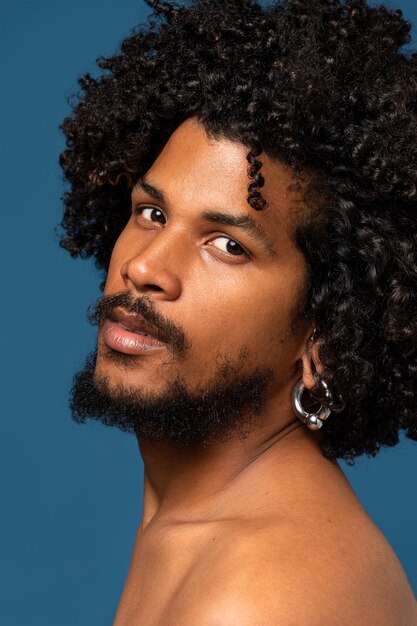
[141,117,307,254]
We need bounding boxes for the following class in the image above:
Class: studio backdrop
[1,1,416,624]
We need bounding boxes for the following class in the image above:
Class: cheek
[186,268,303,365]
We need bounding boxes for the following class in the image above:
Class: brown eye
[211,236,247,256]
[137,206,166,224]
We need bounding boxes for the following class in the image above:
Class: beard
[69,291,275,447]
[70,347,274,448]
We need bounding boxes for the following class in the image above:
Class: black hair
[59,0,417,464]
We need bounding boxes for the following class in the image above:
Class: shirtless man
[60,1,417,623]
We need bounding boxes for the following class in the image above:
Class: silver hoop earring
[291,378,333,431]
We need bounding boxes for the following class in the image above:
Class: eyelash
[132,205,249,259]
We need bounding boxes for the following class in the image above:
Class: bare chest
[113,524,224,626]
[112,509,416,626]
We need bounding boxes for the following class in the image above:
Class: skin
[93,118,417,625]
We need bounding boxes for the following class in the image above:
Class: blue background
[1,1,416,624]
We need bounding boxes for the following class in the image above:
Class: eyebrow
[133,176,278,257]
[134,177,165,203]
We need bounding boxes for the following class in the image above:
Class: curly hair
[59,0,417,464]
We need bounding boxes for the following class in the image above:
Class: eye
[134,206,166,224]
[211,236,247,257]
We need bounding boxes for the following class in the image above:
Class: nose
[120,231,182,301]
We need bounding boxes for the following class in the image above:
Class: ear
[300,331,325,390]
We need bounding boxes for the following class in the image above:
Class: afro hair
[59,0,417,464]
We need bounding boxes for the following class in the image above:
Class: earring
[291,377,345,431]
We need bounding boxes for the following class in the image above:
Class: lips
[102,307,168,355]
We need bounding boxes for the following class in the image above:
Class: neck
[137,399,324,528]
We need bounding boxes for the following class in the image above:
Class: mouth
[101,307,168,355]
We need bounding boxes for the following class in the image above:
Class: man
[60,0,417,623]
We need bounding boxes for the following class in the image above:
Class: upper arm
[190,590,349,626]
[192,587,417,626]
[185,536,417,626]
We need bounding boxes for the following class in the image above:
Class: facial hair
[70,349,274,447]
[69,292,275,447]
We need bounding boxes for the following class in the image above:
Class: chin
[94,346,170,395]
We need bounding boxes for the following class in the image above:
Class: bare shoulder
[188,514,417,626]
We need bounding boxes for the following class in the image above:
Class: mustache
[86,291,189,357]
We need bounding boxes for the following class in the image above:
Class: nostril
[121,256,181,300]
[144,284,164,292]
